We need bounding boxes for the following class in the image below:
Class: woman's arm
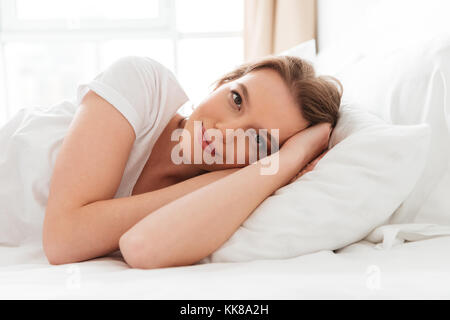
[119,123,331,269]
[43,90,239,265]
[45,167,238,265]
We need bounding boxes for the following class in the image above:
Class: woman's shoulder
[117,56,190,114]
[110,55,188,100]
[112,55,175,80]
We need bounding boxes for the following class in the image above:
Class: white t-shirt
[77,56,190,198]
[0,56,190,245]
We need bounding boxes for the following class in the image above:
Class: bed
[2,0,450,299]
[3,131,450,299]
[1,236,450,299]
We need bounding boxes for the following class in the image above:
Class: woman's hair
[211,55,343,128]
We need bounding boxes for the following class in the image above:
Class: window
[0,0,244,124]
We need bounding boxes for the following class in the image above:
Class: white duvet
[1,233,450,299]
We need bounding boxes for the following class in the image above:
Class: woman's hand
[279,122,332,173]
[288,149,328,183]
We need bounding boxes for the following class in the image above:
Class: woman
[0,54,342,268]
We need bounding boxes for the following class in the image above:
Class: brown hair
[211,55,343,128]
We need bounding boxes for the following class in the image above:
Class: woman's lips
[201,122,216,156]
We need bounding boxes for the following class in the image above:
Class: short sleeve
[76,56,188,138]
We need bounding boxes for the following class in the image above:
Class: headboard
[316,0,450,54]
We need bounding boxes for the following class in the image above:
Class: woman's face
[178,68,309,171]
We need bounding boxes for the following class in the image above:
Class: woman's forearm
[119,148,305,269]
[43,167,239,265]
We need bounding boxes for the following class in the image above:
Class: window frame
[0,0,243,123]
[0,0,170,32]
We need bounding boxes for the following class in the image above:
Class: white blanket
[1,233,450,299]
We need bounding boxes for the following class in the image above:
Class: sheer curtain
[244,0,316,62]
[0,45,7,126]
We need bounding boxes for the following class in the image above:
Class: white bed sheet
[1,236,450,299]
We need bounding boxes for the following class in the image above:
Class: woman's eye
[231,91,242,109]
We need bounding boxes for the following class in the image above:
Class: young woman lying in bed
[42,55,342,268]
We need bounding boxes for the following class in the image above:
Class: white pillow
[279,39,317,65]
[198,104,430,263]
[330,34,450,225]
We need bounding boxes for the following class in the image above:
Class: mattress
[1,236,450,299]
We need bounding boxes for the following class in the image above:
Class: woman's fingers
[281,122,332,166]
[289,149,329,183]
[311,149,328,165]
